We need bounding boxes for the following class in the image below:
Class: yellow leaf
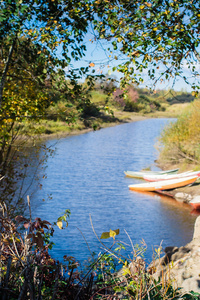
[6,119,13,123]
[57,220,63,229]
[100,231,110,239]
[117,37,122,42]
[109,229,119,239]
[122,265,131,276]
[153,27,158,31]
[100,229,119,239]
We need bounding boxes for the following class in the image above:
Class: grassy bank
[157,100,200,171]
[28,99,191,140]
[13,86,192,138]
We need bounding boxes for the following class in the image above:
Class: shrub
[78,102,100,118]
[124,100,140,112]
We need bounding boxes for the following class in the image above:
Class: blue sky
[64,33,200,93]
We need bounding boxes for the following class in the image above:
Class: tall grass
[159,100,200,165]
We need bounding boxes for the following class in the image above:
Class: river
[30,118,197,266]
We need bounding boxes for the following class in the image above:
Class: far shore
[36,109,176,141]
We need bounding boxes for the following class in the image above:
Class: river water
[30,118,197,266]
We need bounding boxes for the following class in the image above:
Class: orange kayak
[129,175,199,192]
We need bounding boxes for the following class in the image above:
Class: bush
[124,100,140,112]
[124,95,162,113]
[80,102,101,118]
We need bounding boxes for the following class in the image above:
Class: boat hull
[128,175,198,192]
[143,170,200,182]
[190,196,200,210]
[190,203,200,210]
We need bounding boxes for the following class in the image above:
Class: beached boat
[190,196,200,210]
[128,175,198,192]
[143,170,200,182]
[124,168,179,179]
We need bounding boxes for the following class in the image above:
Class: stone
[174,192,192,203]
[193,216,200,241]
[150,216,200,294]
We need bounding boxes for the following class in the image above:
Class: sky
[66,34,200,93]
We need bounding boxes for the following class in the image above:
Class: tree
[0,0,97,103]
[0,0,101,211]
[92,0,200,93]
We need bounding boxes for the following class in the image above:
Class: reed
[158,100,200,166]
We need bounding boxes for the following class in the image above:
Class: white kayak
[143,170,200,182]
[124,168,179,179]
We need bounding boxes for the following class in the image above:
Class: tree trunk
[0,37,17,107]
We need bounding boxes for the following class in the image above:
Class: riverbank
[36,103,182,141]
[36,112,148,141]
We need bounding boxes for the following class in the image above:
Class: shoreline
[36,111,199,207]
[35,113,148,141]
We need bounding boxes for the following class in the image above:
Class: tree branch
[193,48,200,64]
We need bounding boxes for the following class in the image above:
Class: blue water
[30,118,197,266]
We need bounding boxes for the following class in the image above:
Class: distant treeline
[166,93,195,104]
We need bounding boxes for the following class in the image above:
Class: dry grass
[157,100,200,168]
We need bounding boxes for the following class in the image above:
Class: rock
[162,246,179,264]
[193,215,200,240]
[150,216,200,294]
[174,192,192,203]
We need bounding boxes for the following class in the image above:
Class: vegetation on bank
[158,99,200,169]
[19,86,196,136]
